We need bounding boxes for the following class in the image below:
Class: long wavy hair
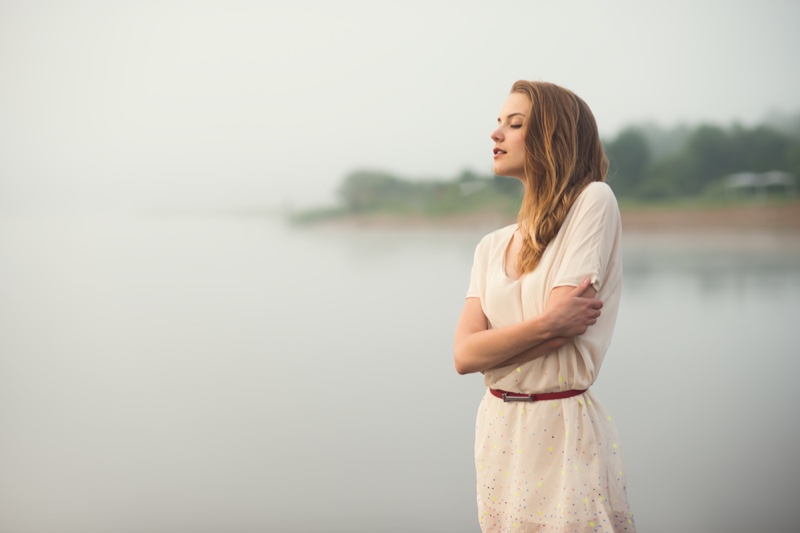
[511,81,609,275]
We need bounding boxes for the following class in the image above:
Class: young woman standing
[454,81,636,532]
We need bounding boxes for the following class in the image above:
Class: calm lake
[1,212,798,533]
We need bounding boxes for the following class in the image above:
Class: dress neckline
[501,225,523,282]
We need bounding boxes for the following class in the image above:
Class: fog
[2,2,800,532]
[2,214,799,532]
[2,0,799,213]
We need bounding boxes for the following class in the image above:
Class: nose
[491,127,503,142]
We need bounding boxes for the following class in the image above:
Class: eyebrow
[497,113,526,123]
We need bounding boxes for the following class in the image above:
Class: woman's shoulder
[572,181,619,214]
[578,180,617,202]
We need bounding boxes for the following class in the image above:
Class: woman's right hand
[544,278,603,338]
[454,278,601,375]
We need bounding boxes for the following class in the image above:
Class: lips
[493,147,506,157]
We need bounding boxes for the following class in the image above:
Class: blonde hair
[511,81,609,275]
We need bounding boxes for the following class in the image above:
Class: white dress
[466,182,636,532]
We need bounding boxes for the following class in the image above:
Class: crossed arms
[453,278,601,375]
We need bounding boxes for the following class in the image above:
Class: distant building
[723,170,796,198]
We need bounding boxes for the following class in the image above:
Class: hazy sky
[1,0,798,211]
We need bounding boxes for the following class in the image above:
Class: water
[1,212,798,533]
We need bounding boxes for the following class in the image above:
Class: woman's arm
[484,336,569,371]
[453,278,601,375]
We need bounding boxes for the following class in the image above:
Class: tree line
[605,116,800,199]
[325,114,800,219]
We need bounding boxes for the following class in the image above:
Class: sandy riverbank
[300,201,800,252]
[621,202,800,252]
[620,201,800,234]
[306,201,800,232]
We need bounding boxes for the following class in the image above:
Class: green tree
[787,140,800,179]
[337,170,410,212]
[637,155,690,199]
[605,127,651,196]
[729,125,792,172]
[683,125,733,193]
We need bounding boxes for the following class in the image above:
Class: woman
[454,81,636,532]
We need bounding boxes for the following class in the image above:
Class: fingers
[582,307,601,328]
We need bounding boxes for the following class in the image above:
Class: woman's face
[490,92,530,179]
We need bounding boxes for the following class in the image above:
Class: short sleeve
[551,182,621,291]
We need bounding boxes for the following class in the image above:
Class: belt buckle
[502,392,533,402]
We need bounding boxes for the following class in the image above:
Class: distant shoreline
[292,200,800,251]
[295,200,800,232]
[620,202,800,252]
[619,201,800,234]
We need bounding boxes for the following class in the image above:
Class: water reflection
[0,214,797,533]
[622,233,800,296]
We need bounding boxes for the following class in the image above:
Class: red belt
[489,388,587,402]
